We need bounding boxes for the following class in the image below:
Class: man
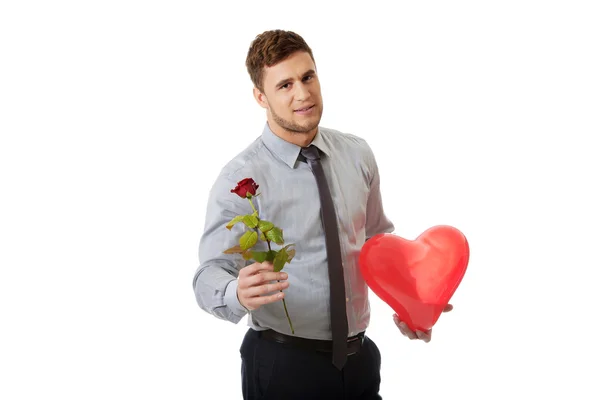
[193,29,452,399]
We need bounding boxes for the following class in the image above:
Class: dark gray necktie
[300,145,349,370]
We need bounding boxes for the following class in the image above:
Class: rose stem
[267,241,294,334]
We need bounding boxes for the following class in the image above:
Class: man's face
[256,51,323,139]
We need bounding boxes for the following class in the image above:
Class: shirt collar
[261,122,331,168]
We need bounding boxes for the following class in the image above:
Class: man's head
[246,30,323,146]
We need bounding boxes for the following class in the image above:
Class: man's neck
[267,120,317,148]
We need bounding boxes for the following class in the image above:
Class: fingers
[244,279,289,298]
[237,261,290,310]
[239,261,274,279]
[239,270,288,289]
[415,329,432,343]
[394,305,453,342]
[238,262,288,288]
[393,314,418,340]
[393,314,432,342]
[244,291,286,310]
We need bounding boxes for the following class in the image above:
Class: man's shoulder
[215,135,265,182]
[319,126,372,154]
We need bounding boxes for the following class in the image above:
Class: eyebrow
[275,69,316,88]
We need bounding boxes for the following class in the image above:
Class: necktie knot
[300,145,320,162]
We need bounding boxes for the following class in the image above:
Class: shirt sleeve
[363,141,395,239]
[192,172,251,324]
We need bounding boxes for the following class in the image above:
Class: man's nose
[294,84,311,101]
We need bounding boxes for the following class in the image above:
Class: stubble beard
[269,103,322,135]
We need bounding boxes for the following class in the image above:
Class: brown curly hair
[245,30,316,93]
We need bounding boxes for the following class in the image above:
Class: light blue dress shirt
[193,122,395,340]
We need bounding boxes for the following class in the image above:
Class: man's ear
[253,87,268,110]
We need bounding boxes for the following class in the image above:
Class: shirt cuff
[224,278,249,319]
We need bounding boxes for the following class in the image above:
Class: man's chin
[291,118,320,134]
[271,112,321,134]
[292,125,318,135]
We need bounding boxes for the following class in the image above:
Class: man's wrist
[224,279,249,317]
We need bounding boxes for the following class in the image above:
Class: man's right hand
[236,261,289,311]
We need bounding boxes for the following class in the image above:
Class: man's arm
[363,141,395,239]
[192,173,250,324]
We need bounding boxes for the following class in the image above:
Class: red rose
[230,178,259,198]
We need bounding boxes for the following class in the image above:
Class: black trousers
[240,328,382,400]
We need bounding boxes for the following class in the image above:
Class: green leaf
[265,250,277,262]
[239,230,258,250]
[281,244,296,263]
[273,248,288,272]
[259,232,267,241]
[242,214,258,228]
[257,220,274,233]
[225,215,244,230]
[223,245,245,254]
[250,250,269,262]
[265,227,284,245]
[250,250,277,263]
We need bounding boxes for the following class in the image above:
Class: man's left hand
[393,304,453,343]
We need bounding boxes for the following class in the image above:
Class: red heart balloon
[359,225,469,332]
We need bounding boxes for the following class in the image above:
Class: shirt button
[346,297,349,302]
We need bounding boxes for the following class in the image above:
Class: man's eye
[304,75,313,81]
[281,83,290,89]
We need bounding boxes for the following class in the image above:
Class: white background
[1,1,599,399]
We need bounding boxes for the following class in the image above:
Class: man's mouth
[294,105,315,113]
